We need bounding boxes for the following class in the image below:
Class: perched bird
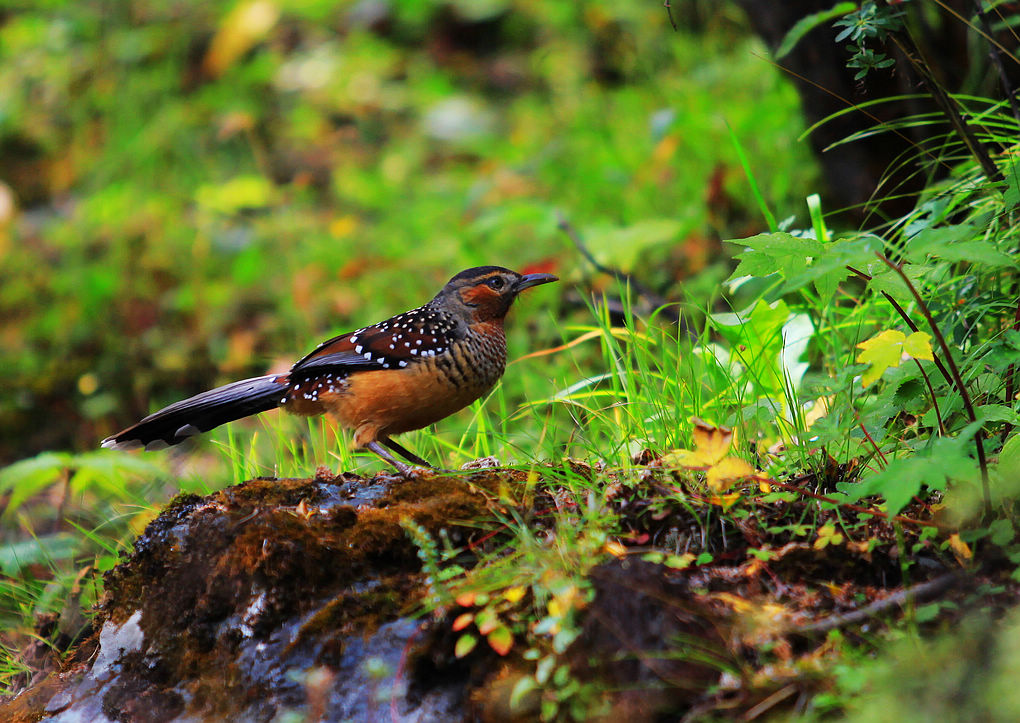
[102,266,557,473]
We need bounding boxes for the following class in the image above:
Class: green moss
[90,470,522,712]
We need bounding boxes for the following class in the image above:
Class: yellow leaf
[814,523,844,549]
[708,493,741,509]
[856,330,934,387]
[666,420,760,495]
[714,592,753,613]
[329,215,359,239]
[503,586,526,604]
[661,448,699,467]
[803,396,832,428]
[902,331,934,361]
[948,533,972,565]
[203,0,280,77]
[651,134,679,165]
[691,419,736,465]
[664,553,696,569]
[857,330,905,387]
[603,540,627,558]
[706,456,756,492]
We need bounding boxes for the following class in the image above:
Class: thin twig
[744,684,799,721]
[794,571,964,635]
[933,0,1020,66]
[754,53,954,178]
[556,212,681,323]
[663,0,678,32]
[877,253,991,517]
[973,0,1020,130]
[915,358,946,436]
[890,32,1004,184]
[1005,298,1020,440]
[858,422,889,468]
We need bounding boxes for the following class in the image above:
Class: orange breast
[317,362,493,446]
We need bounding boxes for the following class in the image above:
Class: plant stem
[877,253,991,517]
[846,265,955,389]
[1004,296,1020,440]
[972,0,1020,131]
[890,32,1004,184]
[915,359,946,437]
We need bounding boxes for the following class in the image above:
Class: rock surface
[3,471,512,722]
[2,467,734,722]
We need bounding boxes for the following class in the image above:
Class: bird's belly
[320,362,496,442]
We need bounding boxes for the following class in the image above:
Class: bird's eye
[485,277,505,290]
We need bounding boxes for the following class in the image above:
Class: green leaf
[1001,433,1020,473]
[776,3,857,58]
[0,452,72,518]
[975,405,1020,425]
[454,633,477,658]
[1003,161,1020,210]
[780,235,879,299]
[509,676,538,710]
[0,533,78,576]
[914,602,941,623]
[908,224,1017,268]
[989,519,1014,546]
[535,655,556,685]
[712,299,792,395]
[867,264,927,303]
[725,232,824,281]
[582,219,684,273]
[839,438,978,516]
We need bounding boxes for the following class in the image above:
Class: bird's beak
[514,273,558,293]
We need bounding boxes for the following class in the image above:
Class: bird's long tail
[101,375,288,451]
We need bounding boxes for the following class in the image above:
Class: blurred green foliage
[0,0,816,463]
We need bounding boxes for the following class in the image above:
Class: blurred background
[0,0,818,470]
[7,3,1020,714]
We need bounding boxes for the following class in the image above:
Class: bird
[101,266,557,473]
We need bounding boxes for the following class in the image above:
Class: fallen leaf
[664,419,760,493]
[706,456,756,493]
[603,540,627,558]
[948,533,972,566]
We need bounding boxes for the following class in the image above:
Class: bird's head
[432,266,558,322]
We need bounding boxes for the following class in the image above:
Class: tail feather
[101,375,287,451]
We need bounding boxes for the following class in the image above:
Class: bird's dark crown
[445,266,517,286]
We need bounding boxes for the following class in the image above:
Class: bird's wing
[290,307,461,376]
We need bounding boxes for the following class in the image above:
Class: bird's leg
[381,437,434,468]
[364,441,416,475]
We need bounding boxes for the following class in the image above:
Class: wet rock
[2,467,745,722]
[2,472,512,723]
